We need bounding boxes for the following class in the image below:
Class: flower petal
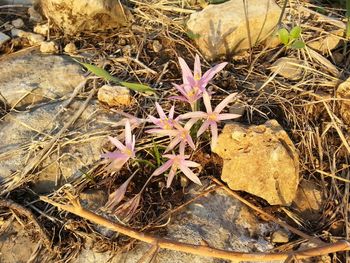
[178,57,194,85]
[210,123,218,150]
[101,151,126,160]
[148,115,160,125]
[169,105,175,119]
[217,113,241,121]
[201,62,228,87]
[165,136,182,153]
[108,136,126,151]
[166,167,177,188]
[179,111,207,120]
[183,160,201,168]
[155,102,166,119]
[184,118,198,130]
[197,121,210,137]
[173,83,188,97]
[104,175,134,211]
[203,92,213,114]
[146,129,178,136]
[106,157,129,172]
[152,159,173,176]
[194,54,202,80]
[169,96,189,103]
[214,93,238,113]
[186,134,196,150]
[125,120,132,146]
[179,164,202,185]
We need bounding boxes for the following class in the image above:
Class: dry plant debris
[1,0,350,262]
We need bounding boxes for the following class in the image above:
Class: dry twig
[40,195,350,262]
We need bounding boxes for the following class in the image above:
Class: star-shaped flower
[180,92,240,149]
[178,54,227,93]
[101,120,135,172]
[152,149,201,187]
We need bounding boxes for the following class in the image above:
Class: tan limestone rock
[98,85,132,107]
[213,120,299,205]
[186,0,281,60]
[336,77,350,125]
[270,57,305,80]
[40,0,131,35]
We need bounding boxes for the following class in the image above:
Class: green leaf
[120,81,155,94]
[289,26,302,39]
[78,61,155,94]
[278,28,289,45]
[291,39,305,49]
[186,30,201,40]
[153,141,161,167]
[208,0,229,4]
[79,62,121,83]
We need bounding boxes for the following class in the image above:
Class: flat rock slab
[0,99,120,194]
[187,0,281,60]
[213,120,299,205]
[0,52,84,109]
[74,188,284,263]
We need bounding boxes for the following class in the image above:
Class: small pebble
[64,42,77,54]
[152,40,162,52]
[40,41,58,53]
[271,230,289,243]
[0,32,11,47]
[98,85,132,107]
[34,24,49,36]
[4,23,14,31]
[122,45,132,56]
[11,18,24,29]
[28,7,43,23]
[11,29,44,45]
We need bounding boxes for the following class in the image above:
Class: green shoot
[277,26,305,49]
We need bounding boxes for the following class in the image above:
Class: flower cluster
[101,54,240,214]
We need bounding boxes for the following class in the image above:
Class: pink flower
[171,83,203,108]
[103,175,134,212]
[152,149,201,187]
[147,119,197,153]
[178,54,227,93]
[148,102,177,130]
[180,92,240,149]
[101,120,136,172]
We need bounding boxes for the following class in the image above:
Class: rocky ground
[0,0,350,262]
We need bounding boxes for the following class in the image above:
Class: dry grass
[0,0,350,262]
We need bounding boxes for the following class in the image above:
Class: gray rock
[74,188,284,263]
[270,57,305,80]
[0,52,84,109]
[186,0,281,60]
[11,28,44,45]
[0,0,33,4]
[292,180,324,221]
[213,120,299,206]
[0,99,120,194]
[11,18,24,28]
[0,32,10,47]
[40,0,131,35]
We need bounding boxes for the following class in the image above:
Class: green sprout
[278,26,305,49]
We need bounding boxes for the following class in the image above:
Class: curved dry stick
[40,196,350,262]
